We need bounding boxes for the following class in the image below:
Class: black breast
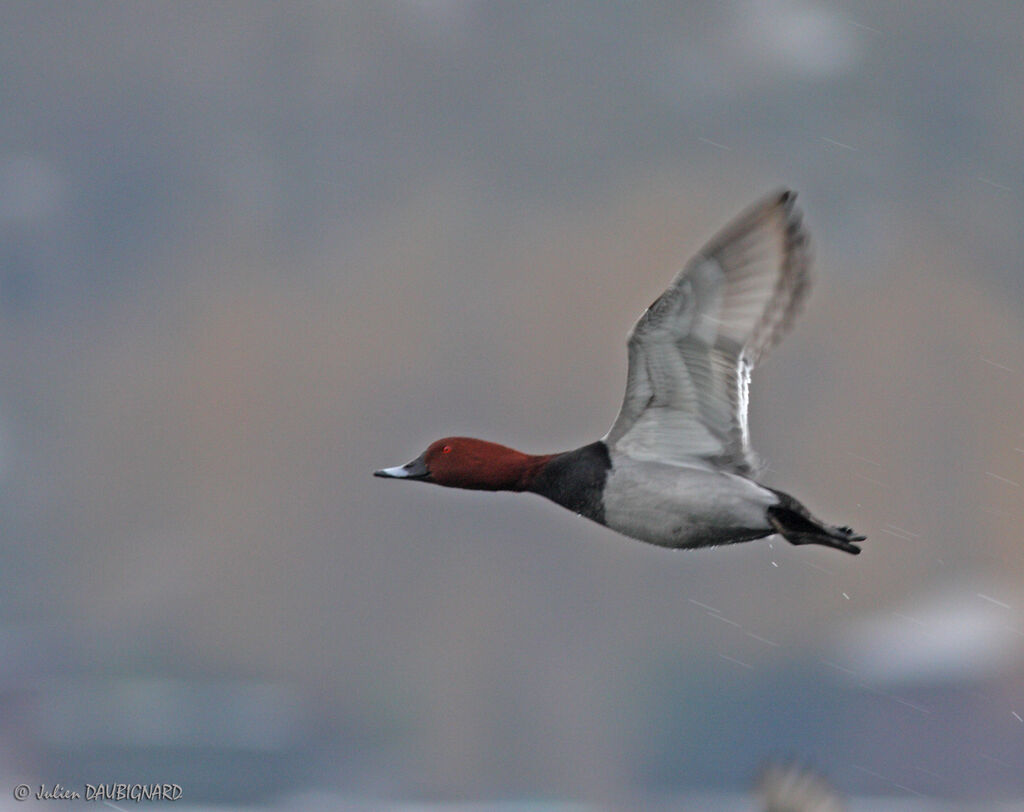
[528,441,611,525]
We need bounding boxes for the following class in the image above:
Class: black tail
[766,489,864,555]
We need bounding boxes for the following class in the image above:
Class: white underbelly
[603,460,776,549]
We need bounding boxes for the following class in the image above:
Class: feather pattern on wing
[603,190,812,475]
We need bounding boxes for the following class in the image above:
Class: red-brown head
[374,437,551,492]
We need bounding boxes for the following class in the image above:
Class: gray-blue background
[1,2,1023,808]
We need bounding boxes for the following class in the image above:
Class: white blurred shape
[838,586,1024,685]
[745,0,863,78]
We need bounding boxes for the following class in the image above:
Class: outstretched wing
[603,190,811,475]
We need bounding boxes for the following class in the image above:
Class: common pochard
[376,191,864,555]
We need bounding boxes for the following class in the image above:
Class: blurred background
[0,1,1022,809]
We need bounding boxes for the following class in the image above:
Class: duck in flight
[376,190,864,555]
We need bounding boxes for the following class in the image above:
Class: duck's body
[376,190,864,555]
[601,454,778,549]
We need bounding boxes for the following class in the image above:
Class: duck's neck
[523,441,612,523]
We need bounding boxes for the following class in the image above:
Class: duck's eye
[442,445,452,454]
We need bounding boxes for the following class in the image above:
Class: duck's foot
[781,530,864,555]
[766,490,865,556]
